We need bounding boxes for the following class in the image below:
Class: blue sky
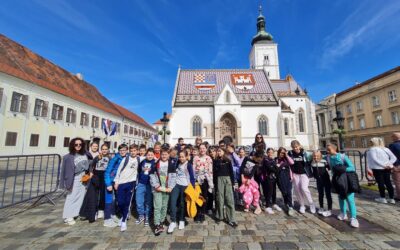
[1,0,399,124]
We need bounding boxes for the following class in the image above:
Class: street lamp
[333,111,345,151]
[160,112,170,144]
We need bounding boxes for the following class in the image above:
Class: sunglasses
[75,143,82,147]
[256,137,262,139]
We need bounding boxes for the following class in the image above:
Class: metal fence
[0,154,61,209]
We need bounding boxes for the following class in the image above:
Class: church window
[298,109,305,133]
[258,115,268,135]
[192,116,202,137]
[263,55,270,65]
[225,91,230,103]
[284,118,289,136]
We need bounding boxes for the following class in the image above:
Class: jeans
[339,192,357,218]
[373,169,394,199]
[316,173,332,210]
[104,185,116,220]
[170,184,187,222]
[292,173,314,206]
[117,181,136,222]
[135,183,153,219]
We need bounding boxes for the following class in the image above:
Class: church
[168,7,319,149]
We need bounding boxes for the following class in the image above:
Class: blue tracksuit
[104,153,126,219]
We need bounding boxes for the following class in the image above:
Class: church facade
[168,7,319,149]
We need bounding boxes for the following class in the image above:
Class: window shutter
[72,110,76,123]
[58,106,63,120]
[0,88,3,107]
[20,95,29,113]
[80,113,84,125]
[51,105,56,119]
[42,101,49,117]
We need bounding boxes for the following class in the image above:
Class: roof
[270,75,307,97]
[0,34,154,131]
[153,114,171,125]
[173,69,279,106]
[336,66,400,97]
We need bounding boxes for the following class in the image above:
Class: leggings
[339,192,357,219]
[316,173,332,210]
[261,177,277,208]
[373,169,394,199]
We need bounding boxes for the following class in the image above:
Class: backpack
[119,156,140,174]
[327,153,360,193]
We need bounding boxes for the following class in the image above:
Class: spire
[251,4,273,45]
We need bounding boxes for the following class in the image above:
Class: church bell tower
[249,5,280,80]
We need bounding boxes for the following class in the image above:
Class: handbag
[346,171,361,193]
[81,173,91,184]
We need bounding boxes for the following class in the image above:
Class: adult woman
[366,137,397,204]
[60,138,89,225]
[275,147,295,216]
[251,133,266,155]
[326,143,359,228]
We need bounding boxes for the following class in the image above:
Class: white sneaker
[178,221,185,230]
[317,208,325,215]
[322,210,332,217]
[337,213,348,221]
[103,219,118,228]
[299,206,306,214]
[118,218,123,227]
[350,218,359,228]
[264,207,275,214]
[111,215,120,223]
[375,197,388,204]
[168,222,177,234]
[310,204,316,214]
[120,222,127,232]
[97,210,104,219]
[273,204,282,212]
[388,199,396,204]
[64,218,76,226]
[288,207,295,216]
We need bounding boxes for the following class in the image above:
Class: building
[335,66,400,149]
[0,34,156,156]
[315,94,339,149]
[168,7,319,149]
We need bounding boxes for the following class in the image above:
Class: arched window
[284,118,289,136]
[192,116,202,137]
[225,91,230,103]
[298,109,305,133]
[258,115,268,135]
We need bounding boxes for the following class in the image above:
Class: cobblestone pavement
[1,189,400,250]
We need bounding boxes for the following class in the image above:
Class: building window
[33,99,48,117]
[10,92,28,113]
[124,125,128,134]
[91,116,99,128]
[258,115,268,135]
[51,104,64,120]
[116,123,121,133]
[48,136,56,147]
[192,116,202,137]
[346,104,352,115]
[361,137,368,148]
[66,108,76,123]
[129,127,133,135]
[388,90,397,102]
[29,134,39,147]
[359,117,366,129]
[371,96,380,108]
[284,118,289,136]
[114,142,117,148]
[80,112,89,126]
[392,111,400,125]
[375,114,383,127]
[225,91,230,103]
[63,137,70,147]
[298,109,305,133]
[351,138,356,148]
[356,101,363,112]
[5,132,17,146]
[328,110,333,121]
[348,119,354,131]
[263,55,270,65]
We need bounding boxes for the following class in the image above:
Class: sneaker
[388,199,396,204]
[310,204,316,214]
[375,197,388,204]
[120,222,127,232]
[103,219,118,228]
[299,206,306,214]
[288,207,295,216]
[111,215,119,224]
[167,222,176,234]
[243,208,249,212]
[97,210,104,219]
[317,208,325,215]
[144,218,149,226]
[135,216,145,225]
[337,213,348,221]
[254,206,262,215]
[350,218,359,228]
[154,225,162,235]
[178,221,185,230]
[228,221,238,228]
[118,218,123,227]
[64,218,76,226]
[264,207,275,214]
[273,204,282,212]
[322,210,332,217]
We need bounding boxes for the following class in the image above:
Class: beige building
[335,66,400,149]
[315,94,339,149]
[0,34,156,156]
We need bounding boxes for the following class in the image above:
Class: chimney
[76,73,83,80]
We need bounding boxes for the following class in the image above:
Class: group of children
[62,134,361,235]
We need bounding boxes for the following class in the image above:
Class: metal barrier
[0,154,61,209]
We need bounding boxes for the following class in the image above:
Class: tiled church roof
[270,75,307,97]
[0,34,154,131]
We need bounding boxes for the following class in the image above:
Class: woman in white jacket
[367,137,398,204]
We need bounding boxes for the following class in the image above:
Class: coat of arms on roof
[230,74,255,90]
[193,73,216,90]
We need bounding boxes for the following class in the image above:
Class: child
[239,151,262,214]
[288,140,316,214]
[262,148,282,214]
[169,148,178,166]
[114,144,140,231]
[150,149,177,235]
[311,150,332,217]
[104,144,129,227]
[213,148,238,227]
[275,147,295,216]
[139,144,147,162]
[135,148,156,226]
[168,150,195,234]
[154,142,162,160]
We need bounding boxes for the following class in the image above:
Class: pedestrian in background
[389,133,400,200]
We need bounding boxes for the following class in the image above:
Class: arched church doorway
[219,113,237,145]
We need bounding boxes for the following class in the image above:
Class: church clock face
[230,73,255,90]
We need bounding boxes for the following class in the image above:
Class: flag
[103,119,112,135]
[109,122,117,136]
[193,73,216,90]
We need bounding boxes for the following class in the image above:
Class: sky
[1,0,400,124]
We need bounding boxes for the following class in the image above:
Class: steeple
[251,5,273,45]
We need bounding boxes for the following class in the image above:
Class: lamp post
[333,111,345,151]
[160,112,170,144]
